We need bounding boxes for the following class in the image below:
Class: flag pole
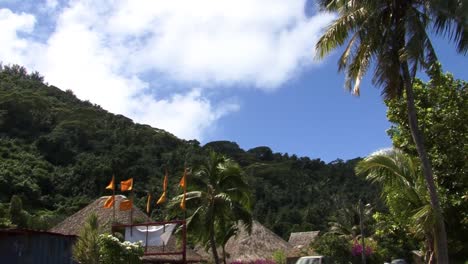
[130,187,134,225]
[129,184,134,236]
[112,175,116,223]
[146,192,151,217]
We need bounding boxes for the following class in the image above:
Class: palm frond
[429,0,468,54]
[315,7,368,59]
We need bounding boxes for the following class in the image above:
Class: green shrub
[98,234,144,264]
[73,214,144,264]
[313,234,352,264]
[73,214,100,264]
[272,250,286,264]
[9,195,29,228]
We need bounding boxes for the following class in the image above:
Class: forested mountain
[0,64,382,238]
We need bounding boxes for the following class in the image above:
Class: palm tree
[327,204,372,240]
[216,218,240,264]
[169,152,252,264]
[327,207,361,241]
[315,1,466,262]
[356,149,436,263]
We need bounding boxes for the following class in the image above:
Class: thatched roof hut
[196,221,292,263]
[50,195,150,235]
[50,196,204,263]
[288,231,320,249]
[286,231,320,264]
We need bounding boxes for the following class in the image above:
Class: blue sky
[1,0,467,161]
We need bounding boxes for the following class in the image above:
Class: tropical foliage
[204,142,383,239]
[168,152,252,264]
[0,63,381,246]
[98,234,144,264]
[356,149,435,262]
[73,214,101,264]
[386,66,468,259]
[72,214,144,264]
[315,0,467,262]
[313,233,353,264]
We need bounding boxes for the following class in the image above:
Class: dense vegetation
[385,67,468,260]
[316,0,466,261]
[313,69,467,263]
[0,64,381,240]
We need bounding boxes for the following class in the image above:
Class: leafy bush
[73,214,144,264]
[272,250,286,264]
[313,233,352,264]
[73,214,100,264]
[9,195,29,228]
[98,234,144,264]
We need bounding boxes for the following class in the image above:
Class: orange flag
[146,193,151,214]
[179,169,186,189]
[103,196,115,208]
[180,168,187,210]
[157,171,169,205]
[156,192,166,205]
[121,178,133,192]
[163,170,168,191]
[180,191,186,210]
[119,199,133,211]
[105,176,115,190]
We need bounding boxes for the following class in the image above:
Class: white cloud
[107,0,334,88]
[0,9,36,65]
[131,90,240,139]
[45,0,59,10]
[0,0,333,139]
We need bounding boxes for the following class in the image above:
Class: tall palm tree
[216,217,240,264]
[327,204,372,240]
[356,149,436,263]
[315,1,466,262]
[169,152,252,264]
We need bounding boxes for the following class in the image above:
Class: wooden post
[130,191,134,236]
[112,188,115,223]
[145,224,149,253]
[182,220,187,264]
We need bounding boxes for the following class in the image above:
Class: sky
[1,0,467,162]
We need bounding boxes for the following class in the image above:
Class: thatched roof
[142,235,205,263]
[288,231,320,249]
[196,221,292,262]
[50,195,150,235]
[50,196,204,262]
[285,231,320,262]
[142,248,204,264]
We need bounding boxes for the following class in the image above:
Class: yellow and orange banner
[106,176,115,190]
[180,191,186,210]
[156,192,166,205]
[179,169,186,189]
[103,196,115,208]
[180,168,187,210]
[163,170,168,191]
[146,193,151,214]
[156,171,169,205]
[119,199,133,211]
[121,178,133,192]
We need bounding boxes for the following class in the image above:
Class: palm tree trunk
[402,62,449,263]
[209,217,221,264]
[426,234,435,264]
[222,245,227,264]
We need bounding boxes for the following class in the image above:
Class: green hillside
[0,64,381,238]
